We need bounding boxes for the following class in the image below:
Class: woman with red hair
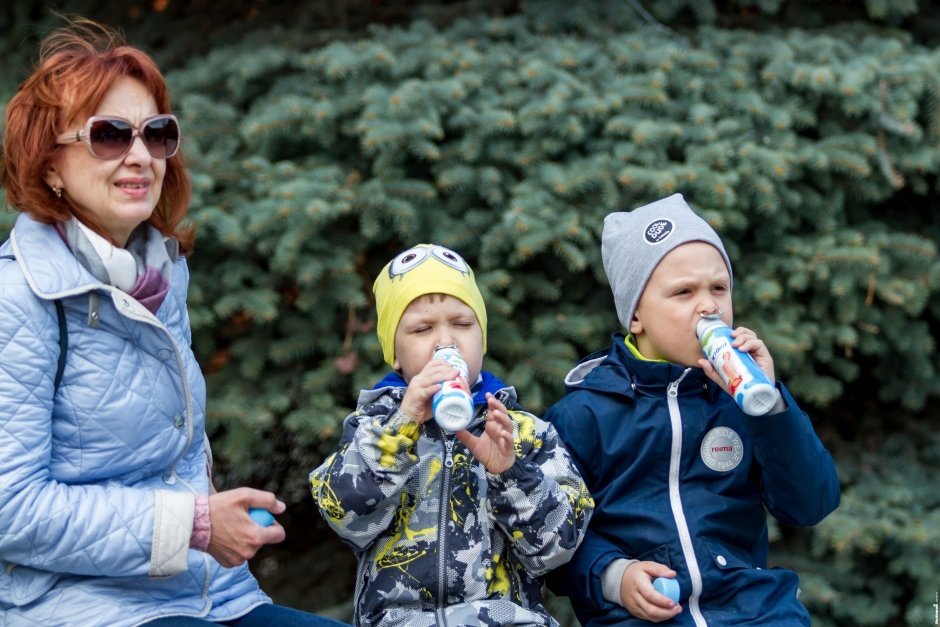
[0,18,343,627]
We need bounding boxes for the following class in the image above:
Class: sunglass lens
[142,117,179,158]
[89,119,133,159]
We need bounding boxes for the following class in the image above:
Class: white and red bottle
[432,345,474,431]
[696,314,777,416]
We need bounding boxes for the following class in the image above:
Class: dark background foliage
[2,2,939,625]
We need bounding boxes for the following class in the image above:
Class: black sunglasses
[56,114,180,160]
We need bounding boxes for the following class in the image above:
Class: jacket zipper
[435,426,454,627]
[353,558,368,626]
[666,371,709,627]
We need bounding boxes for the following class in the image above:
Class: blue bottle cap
[653,577,680,603]
[248,508,276,527]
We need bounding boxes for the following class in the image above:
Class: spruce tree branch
[877,79,905,190]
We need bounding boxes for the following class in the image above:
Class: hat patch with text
[644,219,675,245]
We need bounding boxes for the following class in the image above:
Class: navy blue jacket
[544,335,840,626]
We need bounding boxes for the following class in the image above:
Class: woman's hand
[207,487,286,567]
[456,392,516,474]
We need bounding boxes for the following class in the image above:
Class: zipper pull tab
[668,381,680,398]
[444,439,454,468]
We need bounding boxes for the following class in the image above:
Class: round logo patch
[700,427,744,472]
[644,219,674,245]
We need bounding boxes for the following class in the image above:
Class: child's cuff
[387,408,421,442]
[601,558,637,606]
[486,459,528,485]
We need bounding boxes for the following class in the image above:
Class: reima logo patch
[644,219,674,245]
[700,427,744,472]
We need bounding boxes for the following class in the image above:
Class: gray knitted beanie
[602,193,733,330]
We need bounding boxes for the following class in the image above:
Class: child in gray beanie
[544,193,840,627]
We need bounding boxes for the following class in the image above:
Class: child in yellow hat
[310,244,593,627]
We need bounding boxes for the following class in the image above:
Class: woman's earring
[52,186,62,198]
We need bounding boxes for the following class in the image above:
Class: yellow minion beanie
[373,244,487,367]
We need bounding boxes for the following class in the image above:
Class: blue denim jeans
[142,603,348,626]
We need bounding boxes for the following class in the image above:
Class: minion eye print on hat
[388,244,471,279]
[429,245,471,273]
[374,244,487,367]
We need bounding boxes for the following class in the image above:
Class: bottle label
[699,321,777,416]
[432,346,473,431]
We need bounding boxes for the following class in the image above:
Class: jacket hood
[563,333,721,402]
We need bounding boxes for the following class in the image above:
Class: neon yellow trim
[624,334,668,362]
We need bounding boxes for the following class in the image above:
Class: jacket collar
[563,333,721,402]
[9,213,101,299]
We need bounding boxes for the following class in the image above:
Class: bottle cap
[248,508,276,527]
[653,577,680,603]
[695,313,725,339]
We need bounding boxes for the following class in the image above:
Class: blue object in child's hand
[653,577,680,603]
[248,508,276,527]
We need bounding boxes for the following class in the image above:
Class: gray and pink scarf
[60,218,178,314]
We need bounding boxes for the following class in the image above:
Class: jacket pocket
[0,561,61,607]
[698,538,806,623]
[635,544,673,568]
[700,538,755,572]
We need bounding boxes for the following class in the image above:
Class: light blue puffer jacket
[0,214,270,626]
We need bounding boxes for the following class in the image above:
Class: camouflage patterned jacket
[310,372,594,627]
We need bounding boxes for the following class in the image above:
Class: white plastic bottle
[696,315,778,416]
[431,345,475,431]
